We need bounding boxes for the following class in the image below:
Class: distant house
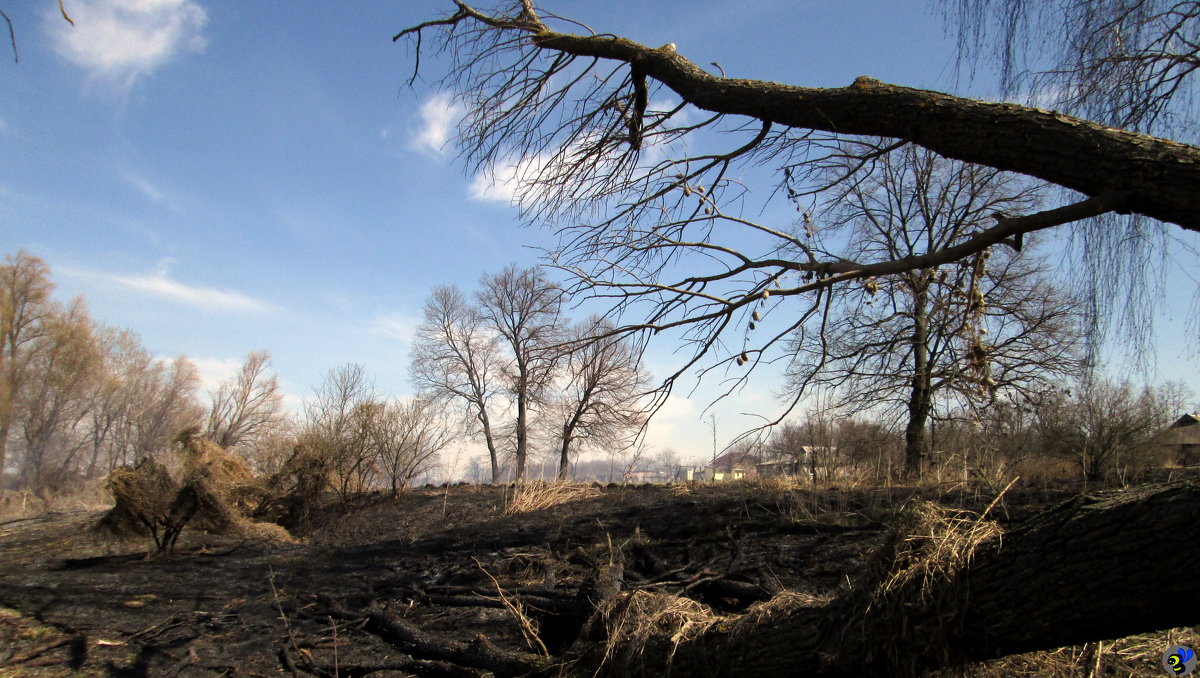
[708,449,761,481]
[623,469,670,483]
[756,458,801,478]
[1160,413,1200,466]
[674,466,712,482]
[757,446,837,479]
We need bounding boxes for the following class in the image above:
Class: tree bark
[558,421,573,480]
[478,409,500,484]
[904,285,932,477]
[605,480,1200,678]
[515,368,528,481]
[530,31,1200,234]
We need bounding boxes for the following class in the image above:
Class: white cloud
[119,167,179,210]
[410,93,461,155]
[188,356,240,392]
[48,0,208,92]
[469,160,522,204]
[371,312,419,343]
[111,270,274,313]
[63,260,276,314]
[468,145,559,205]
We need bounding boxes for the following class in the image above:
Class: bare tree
[411,285,506,482]
[369,397,452,496]
[767,405,842,484]
[382,6,1200,671]
[395,2,1199,430]
[947,0,1200,136]
[205,350,283,451]
[0,251,53,480]
[1035,378,1181,481]
[552,317,649,479]
[16,298,101,491]
[476,265,562,481]
[303,363,378,499]
[785,145,1087,476]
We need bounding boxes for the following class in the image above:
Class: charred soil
[0,479,1191,677]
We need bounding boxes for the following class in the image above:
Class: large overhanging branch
[398,2,1200,234]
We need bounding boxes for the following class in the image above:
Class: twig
[474,558,549,657]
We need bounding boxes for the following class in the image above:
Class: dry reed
[502,481,600,515]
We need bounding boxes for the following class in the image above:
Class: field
[0,478,1195,677]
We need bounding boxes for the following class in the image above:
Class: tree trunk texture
[904,286,932,478]
[604,481,1199,678]
[515,383,528,481]
[559,421,574,481]
[532,31,1200,234]
[478,410,501,484]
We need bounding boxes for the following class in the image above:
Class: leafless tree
[384,7,1200,670]
[396,2,1199,431]
[785,145,1087,476]
[303,363,379,499]
[1035,378,1183,481]
[205,350,283,451]
[476,265,562,481]
[0,251,53,480]
[365,397,452,496]
[411,285,506,482]
[551,317,649,479]
[947,0,1200,136]
[16,299,101,490]
[766,404,842,484]
[945,0,1200,355]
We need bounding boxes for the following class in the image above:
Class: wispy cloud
[112,271,274,313]
[48,0,208,93]
[119,167,179,210]
[371,312,419,343]
[409,93,461,155]
[66,260,277,314]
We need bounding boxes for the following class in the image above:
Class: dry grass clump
[502,481,600,515]
[873,499,1003,601]
[941,626,1200,677]
[97,430,296,555]
[594,590,717,672]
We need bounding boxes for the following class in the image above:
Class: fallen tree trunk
[612,481,1199,677]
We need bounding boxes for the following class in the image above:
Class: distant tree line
[0,252,651,496]
[762,378,1194,485]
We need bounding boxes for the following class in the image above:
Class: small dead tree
[367,397,452,496]
[302,363,379,499]
[205,350,283,451]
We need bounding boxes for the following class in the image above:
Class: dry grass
[502,481,600,515]
[942,626,1200,677]
[594,590,717,673]
[873,499,1003,601]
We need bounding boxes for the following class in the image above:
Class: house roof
[708,449,760,470]
[1169,413,1200,429]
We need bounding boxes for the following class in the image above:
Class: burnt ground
[0,480,1184,677]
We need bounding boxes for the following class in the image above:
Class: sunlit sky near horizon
[3,0,1198,468]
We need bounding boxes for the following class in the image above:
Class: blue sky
[2,0,1197,465]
